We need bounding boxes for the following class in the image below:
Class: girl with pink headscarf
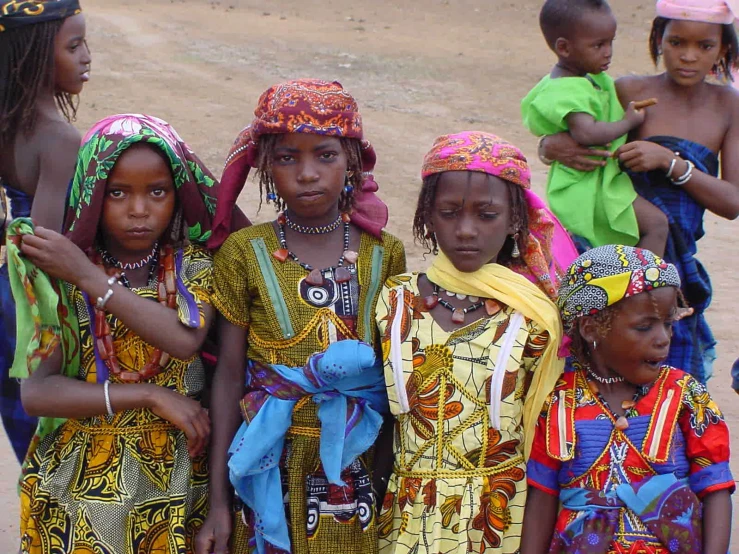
[540,0,739,386]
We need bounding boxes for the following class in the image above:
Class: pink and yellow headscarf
[421,131,578,300]
[655,0,739,24]
[208,79,388,248]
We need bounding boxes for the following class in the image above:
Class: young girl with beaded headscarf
[520,245,734,554]
[196,79,406,554]
[539,0,739,385]
[0,0,92,464]
[10,114,220,553]
[375,131,577,554]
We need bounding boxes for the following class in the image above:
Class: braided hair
[0,20,78,152]
[412,171,529,263]
[254,134,363,213]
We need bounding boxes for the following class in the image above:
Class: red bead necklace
[92,245,177,382]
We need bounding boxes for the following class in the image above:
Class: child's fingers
[632,98,658,110]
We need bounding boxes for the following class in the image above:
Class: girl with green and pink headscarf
[375,131,576,554]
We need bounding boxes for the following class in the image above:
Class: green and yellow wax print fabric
[19,245,213,554]
[375,273,551,554]
[65,114,220,251]
[212,222,405,554]
[558,244,681,332]
[521,73,639,247]
[6,218,79,467]
[0,0,80,32]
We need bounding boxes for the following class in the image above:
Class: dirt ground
[1,0,737,549]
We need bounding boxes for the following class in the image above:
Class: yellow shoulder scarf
[426,252,564,459]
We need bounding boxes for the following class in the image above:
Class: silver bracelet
[95,276,118,310]
[537,135,554,166]
[103,379,114,417]
[665,155,678,178]
[671,160,694,186]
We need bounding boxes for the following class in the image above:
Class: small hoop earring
[511,233,520,258]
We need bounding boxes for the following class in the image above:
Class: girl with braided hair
[375,131,577,554]
[196,79,405,554]
[0,0,91,463]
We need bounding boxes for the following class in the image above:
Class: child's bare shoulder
[34,117,81,149]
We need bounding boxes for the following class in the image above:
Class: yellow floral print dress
[375,273,549,554]
[19,245,212,554]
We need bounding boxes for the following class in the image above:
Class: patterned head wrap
[558,245,681,332]
[208,79,388,248]
[421,131,578,300]
[65,114,221,251]
[655,0,739,24]
[0,0,80,32]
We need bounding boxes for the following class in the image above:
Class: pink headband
[655,0,739,24]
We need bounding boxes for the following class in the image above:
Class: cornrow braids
[412,172,529,259]
[649,16,739,81]
[0,20,78,151]
[254,134,363,214]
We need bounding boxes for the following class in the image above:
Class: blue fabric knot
[227,340,388,554]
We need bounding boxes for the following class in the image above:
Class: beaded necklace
[272,212,358,285]
[284,212,342,234]
[92,245,177,382]
[99,241,159,271]
[422,279,499,324]
[585,371,651,431]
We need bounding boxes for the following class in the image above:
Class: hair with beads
[253,134,364,213]
[412,171,529,263]
[539,0,611,50]
[0,20,78,152]
[649,16,739,81]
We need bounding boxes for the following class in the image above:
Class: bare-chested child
[522,0,668,256]
[0,0,91,462]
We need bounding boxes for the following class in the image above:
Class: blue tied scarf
[554,473,702,554]
[227,339,388,553]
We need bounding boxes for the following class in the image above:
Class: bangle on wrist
[95,275,119,310]
[671,159,694,186]
[537,136,554,166]
[665,153,679,178]
[103,379,114,417]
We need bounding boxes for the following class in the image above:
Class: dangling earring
[266,191,277,203]
[343,171,354,195]
[592,340,597,351]
[511,233,520,258]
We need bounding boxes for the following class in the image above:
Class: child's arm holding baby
[567,99,654,146]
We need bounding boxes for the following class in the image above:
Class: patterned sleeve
[526,396,562,497]
[174,245,213,329]
[387,234,407,278]
[212,231,251,328]
[678,375,735,498]
[521,320,549,377]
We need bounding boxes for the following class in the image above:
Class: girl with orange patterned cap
[196,79,405,554]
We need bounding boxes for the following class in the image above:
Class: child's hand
[624,101,648,128]
[614,141,674,173]
[148,387,210,458]
[195,506,233,554]
[20,226,96,286]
